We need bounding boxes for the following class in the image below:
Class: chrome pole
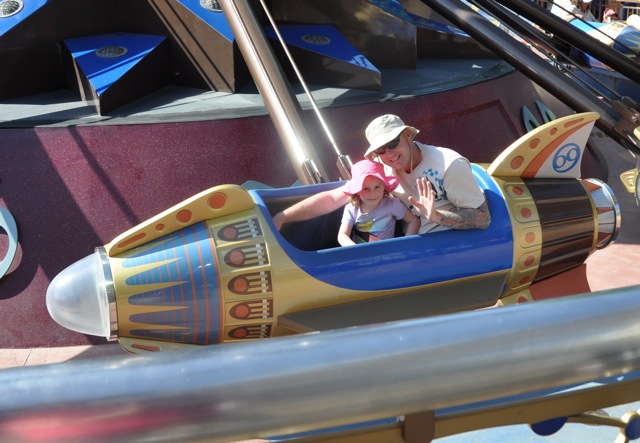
[256,0,352,180]
[219,0,331,184]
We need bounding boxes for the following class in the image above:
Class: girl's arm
[338,222,355,246]
[402,210,420,236]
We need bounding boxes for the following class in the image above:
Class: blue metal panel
[263,24,379,71]
[407,11,470,36]
[0,0,47,37]
[177,0,234,41]
[367,0,467,36]
[63,33,166,96]
[367,0,413,21]
[570,19,640,56]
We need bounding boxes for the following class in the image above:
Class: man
[273,114,490,235]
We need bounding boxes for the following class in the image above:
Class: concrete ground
[582,131,640,292]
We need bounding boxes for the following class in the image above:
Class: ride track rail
[3,285,640,442]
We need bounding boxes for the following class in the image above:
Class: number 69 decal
[0,207,18,279]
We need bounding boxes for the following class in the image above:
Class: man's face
[375,131,412,173]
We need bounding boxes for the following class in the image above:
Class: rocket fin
[620,168,639,194]
[105,185,255,257]
[487,112,599,179]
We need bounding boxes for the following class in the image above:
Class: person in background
[579,0,597,21]
[551,0,594,21]
[338,159,419,246]
[603,7,621,22]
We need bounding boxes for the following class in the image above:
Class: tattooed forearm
[436,201,491,230]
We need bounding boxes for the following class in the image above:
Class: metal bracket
[301,158,324,184]
[402,411,435,443]
[336,154,353,181]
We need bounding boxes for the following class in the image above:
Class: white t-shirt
[384,142,486,234]
[582,9,596,22]
[551,0,581,21]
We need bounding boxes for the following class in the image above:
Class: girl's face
[357,176,385,204]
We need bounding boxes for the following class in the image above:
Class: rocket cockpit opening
[262,194,343,251]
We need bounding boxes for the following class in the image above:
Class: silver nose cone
[46,248,117,340]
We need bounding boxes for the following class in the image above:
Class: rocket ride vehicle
[45,111,620,353]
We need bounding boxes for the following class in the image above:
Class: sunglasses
[374,135,402,156]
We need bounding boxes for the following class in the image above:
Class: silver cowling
[583,178,621,249]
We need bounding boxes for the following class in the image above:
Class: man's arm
[408,177,491,230]
[435,157,490,230]
[436,200,491,230]
[337,222,356,246]
[273,187,349,231]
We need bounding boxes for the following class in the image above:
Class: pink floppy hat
[342,160,399,195]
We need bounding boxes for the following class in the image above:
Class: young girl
[338,160,420,246]
[603,8,620,22]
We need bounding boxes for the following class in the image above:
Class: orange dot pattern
[227,324,271,340]
[228,299,273,320]
[510,156,524,169]
[177,210,192,223]
[227,271,272,296]
[495,177,542,299]
[208,211,275,344]
[208,193,227,209]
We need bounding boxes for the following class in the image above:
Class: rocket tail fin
[487,112,599,179]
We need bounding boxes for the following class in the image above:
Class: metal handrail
[2,286,640,442]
